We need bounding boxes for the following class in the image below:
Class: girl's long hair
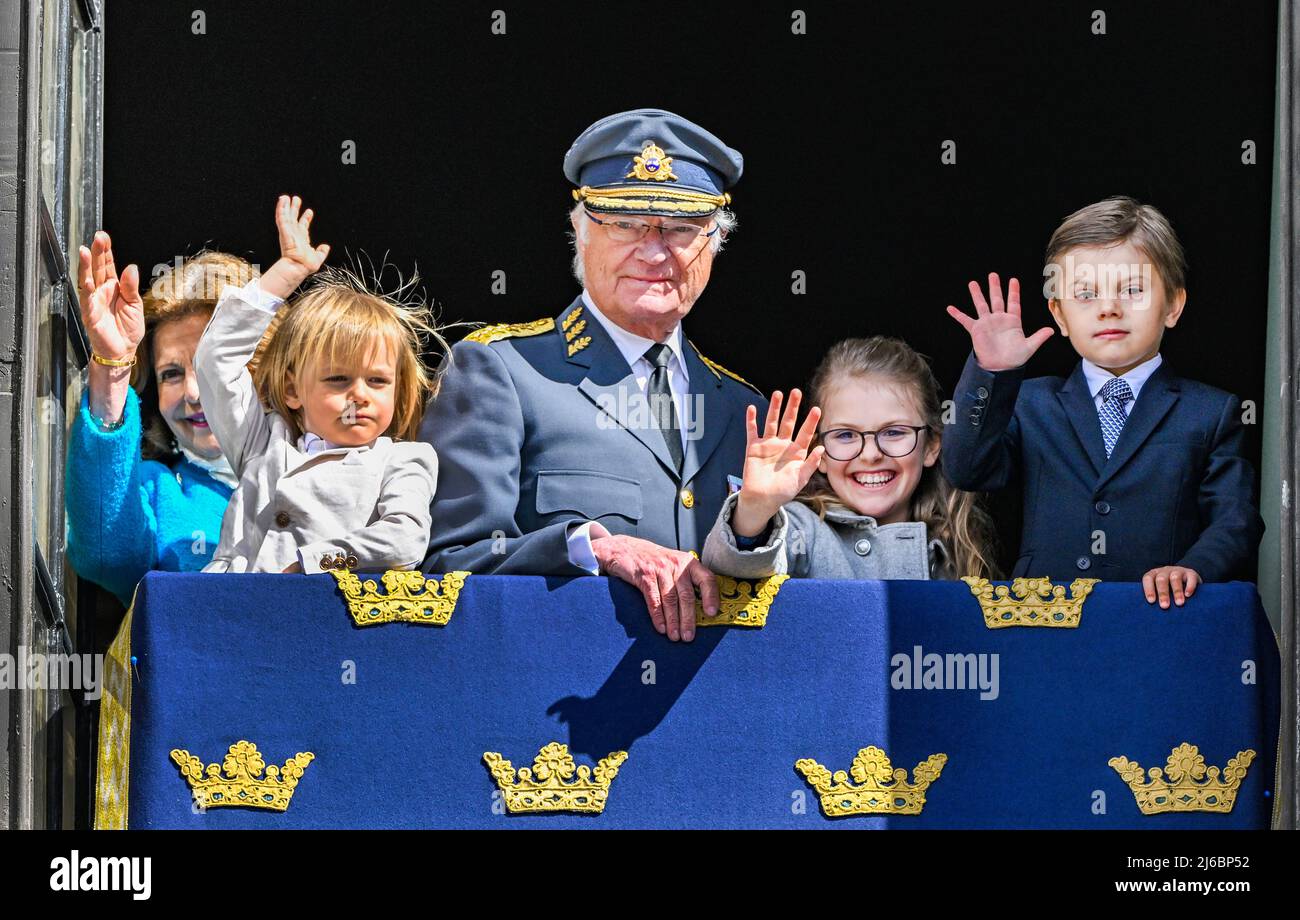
[797,336,1001,579]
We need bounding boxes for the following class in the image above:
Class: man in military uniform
[421,109,764,642]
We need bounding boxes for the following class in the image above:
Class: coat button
[1076,556,1091,570]
[975,386,989,399]
[275,511,291,527]
[680,489,694,509]
[855,538,872,556]
[320,554,334,570]
[1094,500,1110,514]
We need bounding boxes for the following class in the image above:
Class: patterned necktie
[644,343,684,471]
[1098,376,1134,458]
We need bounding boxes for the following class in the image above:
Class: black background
[103,0,1279,572]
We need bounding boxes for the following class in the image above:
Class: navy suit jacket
[941,352,1263,583]
[420,295,764,576]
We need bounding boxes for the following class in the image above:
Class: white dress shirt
[565,289,690,574]
[1080,353,1163,417]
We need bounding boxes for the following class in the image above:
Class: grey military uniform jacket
[421,295,765,575]
[702,491,956,580]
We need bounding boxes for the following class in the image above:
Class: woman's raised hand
[945,273,1054,371]
[78,231,144,362]
[732,389,824,537]
[261,195,330,299]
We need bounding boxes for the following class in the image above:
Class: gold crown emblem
[961,576,1098,628]
[796,746,948,817]
[330,569,469,627]
[483,742,628,814]
[170,741,314,811]
[695,573,790,628]
[1108,742,1256,814]
[625,142,677,182]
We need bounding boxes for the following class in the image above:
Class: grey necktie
[1098,376,1134,458]
[644,343,683,471]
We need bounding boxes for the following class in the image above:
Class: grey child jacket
[702,491,955,581]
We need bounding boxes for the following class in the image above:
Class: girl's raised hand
[78,231,144,362]
[261,195,331,299]
[945,273,1054,371]
[732,389,824,536]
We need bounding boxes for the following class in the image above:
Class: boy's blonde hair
[1044,196,1186,296]
[138,250,258,460]
[798,336,1000,580]
[254,265,445,443]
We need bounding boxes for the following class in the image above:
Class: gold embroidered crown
[961,576,1098,628]
[695,573,789,628]
[330,569,469,627]
[795,746,947,817]
[170,740,314,811]
[483,742,628,815]
[1108,742,1256,814]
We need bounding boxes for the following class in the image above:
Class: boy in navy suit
[942,196,1263,608]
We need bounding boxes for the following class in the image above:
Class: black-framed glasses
[819,425,929,461]
[585,209,720,249]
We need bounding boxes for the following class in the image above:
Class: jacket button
[1076,556,1091,570]
[1094,500,1110,514]
[975,386,989,399]
[320,554,335,570]
[275,511,291,527]
[855,538,872,556]
[680,489,694,509]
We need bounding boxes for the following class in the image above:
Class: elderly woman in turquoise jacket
[66,232,256,606]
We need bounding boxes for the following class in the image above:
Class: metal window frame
[2,0,100,830]
[1279,0,1299,831]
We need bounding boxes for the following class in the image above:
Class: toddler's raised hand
[946,273,1054,371]
[261,195,331,299]
[732,389,824,538]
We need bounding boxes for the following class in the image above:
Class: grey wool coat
[702,491,956,581]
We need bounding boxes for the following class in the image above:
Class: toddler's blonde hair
[254,265,445,443]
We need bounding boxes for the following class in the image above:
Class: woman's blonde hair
[254,264,445,443]
[797,336,1001,579]
[137,250,257,460]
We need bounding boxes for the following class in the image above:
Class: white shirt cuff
[232,276,285,314]
[565,521,600,575]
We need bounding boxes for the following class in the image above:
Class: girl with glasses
[703,336,998,580]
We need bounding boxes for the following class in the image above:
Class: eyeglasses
[819,425,929,461]
[585,210,720,249]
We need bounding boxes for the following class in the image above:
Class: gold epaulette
[690,341,761,394]
[463,317,556,345]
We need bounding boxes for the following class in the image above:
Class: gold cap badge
[625,142,677,182]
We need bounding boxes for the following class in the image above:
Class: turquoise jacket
[65,387,233,606]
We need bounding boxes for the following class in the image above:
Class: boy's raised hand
[946,273,1054,371]
[732,389,824,538]
[78,231,145,362]
[260,195,331,300]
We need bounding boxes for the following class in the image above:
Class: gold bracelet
[91,352,137,368]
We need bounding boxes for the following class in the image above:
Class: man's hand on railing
[590,526,719,642]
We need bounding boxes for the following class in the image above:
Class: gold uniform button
[275,511,291,527]
[680,488,694,509]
